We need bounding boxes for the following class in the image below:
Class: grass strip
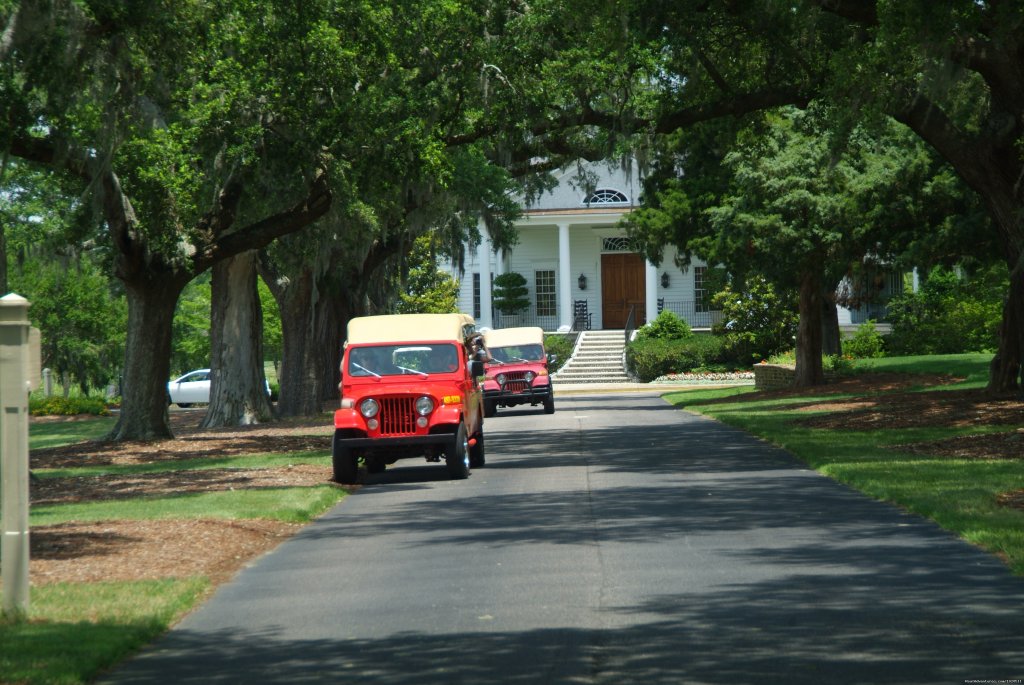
[0,578,208,685]
[34,450,332,479]
[29,417,118,451]
[663,354,1024,576]
[30,485,346,527]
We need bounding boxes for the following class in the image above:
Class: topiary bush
[492,272,530,315]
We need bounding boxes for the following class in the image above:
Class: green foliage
[711,276,798,364]
[171,277,212,376]
[259,279,283,368]
[492,272,530,315]
[635,310,692,342]
[12,255,126,394]
[397,234,459,314]
[2,579,209,685]
[843,321,887,359]
[626,335,726,382]
[885,265,1005,355]
[29,395,111,417]
[543,333,575,372]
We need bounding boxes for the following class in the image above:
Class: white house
[451,161,723,333]
[449,160,895,333]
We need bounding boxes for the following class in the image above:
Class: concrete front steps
[551,329,631,384]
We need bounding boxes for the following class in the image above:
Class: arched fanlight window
[602,237,633,252]
[584,188,629,205]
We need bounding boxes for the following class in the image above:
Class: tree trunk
[794,268,825,387]
[821,291,841,357]
[986,264,1024,395]
[267,266,324,418]
[106,278,184,441]
[200,250,274,428]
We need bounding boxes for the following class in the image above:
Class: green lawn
[663,353,1024,576]
[2,421,344,685]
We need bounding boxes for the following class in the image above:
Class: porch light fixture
[661,271,670,288]
[578,273,587,290]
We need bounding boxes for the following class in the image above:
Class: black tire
[446,423,470,479]
[469,429,485,468]
[177,402,193,409]
[484,399,497,418]
[543,393,555,414]
[332,431,359,484]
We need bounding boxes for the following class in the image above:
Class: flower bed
[651,371,755,385]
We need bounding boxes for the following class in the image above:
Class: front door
[601,253,646,329]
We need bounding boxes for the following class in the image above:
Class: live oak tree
[504,1,1024,391]
[2,1,332,439]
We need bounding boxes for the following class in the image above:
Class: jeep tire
[469,429,485,468]
[332,431,359,484]
[446,422,470,479]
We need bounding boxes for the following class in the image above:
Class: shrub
[543,333,575,373]
[635,310,692,342]
[30,395,111,416]
[885,264,1004,355]
[711,276,798,364]
[492,272,530,315]
[842,320,886,359]
[626,335,726,381]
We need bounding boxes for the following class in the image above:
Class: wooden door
[601,253,646,329]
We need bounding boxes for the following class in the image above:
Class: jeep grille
[503,371,530,394]
[379,396,417,435]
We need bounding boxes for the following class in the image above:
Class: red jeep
[482,326,555,416]
[332,313,485,483]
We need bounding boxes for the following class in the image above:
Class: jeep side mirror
[469,360,484,378]
[547,354,557,365]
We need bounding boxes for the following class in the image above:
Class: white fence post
[1,293,40,618]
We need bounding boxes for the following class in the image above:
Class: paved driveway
[102,391,1024,684]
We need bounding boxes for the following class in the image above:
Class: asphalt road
[102,391,1024,685]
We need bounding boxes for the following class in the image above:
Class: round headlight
[496,373,507,385]
[359,398,379,418]
[524,371,536,382]
[415,396,434,416]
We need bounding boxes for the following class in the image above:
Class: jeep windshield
[347,343,462,377]
[488,344,545,364]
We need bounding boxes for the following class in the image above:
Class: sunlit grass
[30,484,346,527]
[0,578,208,685]
[29,417,117,450]
[35,450,331,479]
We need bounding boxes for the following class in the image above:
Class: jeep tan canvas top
[483,326,545,348]
[346,313,476,345]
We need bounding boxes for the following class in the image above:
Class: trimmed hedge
[30,395,112,416]
[626,335,726,382]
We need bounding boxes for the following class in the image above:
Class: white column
[645,259,658,325]
[478,220,493,329]
[558,223,572,332]
[1,294,35,618]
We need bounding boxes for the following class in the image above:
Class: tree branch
[199,170,332,271]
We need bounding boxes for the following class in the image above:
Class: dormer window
[584,188,629,205]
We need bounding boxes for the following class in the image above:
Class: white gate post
[1,293,39,618]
